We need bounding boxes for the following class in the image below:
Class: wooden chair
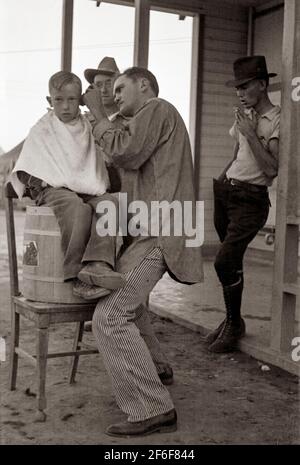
[4,182,98,422]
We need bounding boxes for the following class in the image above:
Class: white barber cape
[11,110,109,199]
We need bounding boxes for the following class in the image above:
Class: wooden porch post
[270,0,300,353]
[133,0,150,67]
[189,14,204,200]
[246,6,254,55]
[61,0,74,71]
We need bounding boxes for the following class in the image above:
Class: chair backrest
[4,182,22,297]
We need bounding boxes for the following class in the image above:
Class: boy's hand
[83,88,107,121]
[235,108,257,139]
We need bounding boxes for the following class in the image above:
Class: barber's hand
[79,85,93,106]
[235,108,257,139]
[83,88,107,121]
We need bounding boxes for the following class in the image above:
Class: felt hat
[226,55,277,87]
[84,57,120,84]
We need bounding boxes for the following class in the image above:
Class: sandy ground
[0,209,299,445]
[0,279,299,445]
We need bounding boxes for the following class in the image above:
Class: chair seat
[14,295,96,313]
[14,295,97,326]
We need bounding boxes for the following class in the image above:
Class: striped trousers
[133,304,171,375]
[92,247,174,422]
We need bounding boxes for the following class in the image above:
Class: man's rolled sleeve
[93,100,171,171]
[268,113,280,142]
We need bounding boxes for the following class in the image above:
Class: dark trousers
[213,178,270,286]
[36,187,119,281]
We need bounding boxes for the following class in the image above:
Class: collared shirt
[226,105,280,186]
[93,98,203,284]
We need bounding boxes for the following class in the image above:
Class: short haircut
[49,71,82,94]
[121,67,159,97]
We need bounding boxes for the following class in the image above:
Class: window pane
[72,0,134,92]
[149,11,193,130]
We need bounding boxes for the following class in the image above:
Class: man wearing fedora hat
[205,55,280,353]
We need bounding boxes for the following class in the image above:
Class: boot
[204,319,226,345]
[208,277,245,353]
[205,272,244,346]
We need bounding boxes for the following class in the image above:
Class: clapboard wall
[196,8,248,251]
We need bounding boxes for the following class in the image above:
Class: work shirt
[93,98,203,284]
[226,105,280,186]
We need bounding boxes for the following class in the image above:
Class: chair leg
[9,307,20,391]
[35,327,49,422]
[69,321,84,384]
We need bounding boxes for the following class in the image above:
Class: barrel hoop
[23,273,65,283]
[24,229,60,236]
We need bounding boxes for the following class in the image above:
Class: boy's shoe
[78,262,125,290]
[73,278,111,301]
[106,409,177,437]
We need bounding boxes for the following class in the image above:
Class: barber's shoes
[106,409,177,437]
[78,261,125,290]
[84,321,93,331]
[159,365,174,385]
[73,278,111,301]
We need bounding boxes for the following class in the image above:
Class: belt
[225,177,268,193]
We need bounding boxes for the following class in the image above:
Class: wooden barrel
[22,206,85,304]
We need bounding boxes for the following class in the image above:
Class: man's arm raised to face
[236,109,279,178]
[90,99,173,171]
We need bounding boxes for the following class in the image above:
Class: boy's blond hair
[49,71,82,94]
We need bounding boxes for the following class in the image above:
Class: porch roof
[90,0,283,14]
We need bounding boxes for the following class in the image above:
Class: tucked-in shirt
[93,98,203,284]
[226,105,280,186]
